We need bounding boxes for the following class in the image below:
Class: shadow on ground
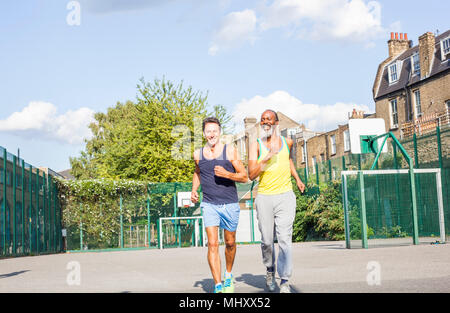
[193,278,215,293]
[193,273,301,293]
[0,270,30,279]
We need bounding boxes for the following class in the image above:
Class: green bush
[293,181,345,242]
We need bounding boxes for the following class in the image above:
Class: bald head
[261,110,279,122]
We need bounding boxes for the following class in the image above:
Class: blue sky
[0,0,449,172]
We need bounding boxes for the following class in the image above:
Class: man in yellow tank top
[248,110,305,293]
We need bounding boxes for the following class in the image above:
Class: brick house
[373,30,450,139]
[295,110,375,172]
[231,111,319,166]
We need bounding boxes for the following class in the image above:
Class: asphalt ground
[1,241,450,293]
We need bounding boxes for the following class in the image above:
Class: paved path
[1,241,449,293]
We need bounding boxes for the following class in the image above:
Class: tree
[70,77,213,182]
[212,104,234,134]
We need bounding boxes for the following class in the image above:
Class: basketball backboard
[348,118,388,154]
[177,192,194,208]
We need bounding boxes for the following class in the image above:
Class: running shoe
[266,270,276,292]
[214,284,223,293]
[280,282,291,293]
[223,274,235,293]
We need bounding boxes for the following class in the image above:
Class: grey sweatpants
[255,190,296,280]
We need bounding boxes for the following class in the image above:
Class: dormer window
[388,61,402,84]
[411,53,420,76]
[441,37,450,61]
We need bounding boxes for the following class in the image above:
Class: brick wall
[296,124,350,169]
[400,125,450,167]
[376,72,450,138]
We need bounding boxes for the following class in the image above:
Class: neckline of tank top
[259,136,284,153]
[201,144,227,161]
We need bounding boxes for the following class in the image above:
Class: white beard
[260,124,274,139]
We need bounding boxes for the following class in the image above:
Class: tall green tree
[212,104,234,134]
[70,78,213,182]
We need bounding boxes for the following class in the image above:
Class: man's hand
[191,190,199,204]
[262,149,277,163]
[296,180,306,194]
[214,165,230,178]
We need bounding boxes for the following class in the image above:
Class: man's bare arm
[286,137,305,193]
[214,145,248,183]
[191,149,201,203]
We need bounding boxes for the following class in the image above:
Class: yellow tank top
[257,136,293,195]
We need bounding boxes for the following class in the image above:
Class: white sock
[225,271,232,278]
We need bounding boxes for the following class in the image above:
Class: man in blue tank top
[191,117,248,293]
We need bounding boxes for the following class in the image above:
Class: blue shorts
[200,202,240,232]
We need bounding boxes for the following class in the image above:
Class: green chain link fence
[0,147,63,258]
[65,181,256,252]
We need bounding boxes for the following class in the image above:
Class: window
[343,130,350,152]
[388,61,402,84]
[287,127,300,137]
[390,99,398,128]
[446,100,450,115]
[330,135,336,155]
[320,153,325,162]
[411,53,420,76]
[441,37,450,61]
[414,90,422,118]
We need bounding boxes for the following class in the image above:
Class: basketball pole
[368,132,419,245]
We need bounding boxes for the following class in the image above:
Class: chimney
[244,116,258,147]
[244,117,257,130]
[418,32,435,79]
[350,109,365,119]
[388,32,412,58]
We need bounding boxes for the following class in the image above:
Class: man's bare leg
[206,226,221,285]
[224,229,237,273]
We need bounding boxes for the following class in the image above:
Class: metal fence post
[43,173,46,252]
[13,155,16,255]
[147,196,151,248]
[315,162,319,186]
[29,165,32,254]
[393,142,401,220]
[120,194,124,249]
[36,168,39,254]
[80,203,83,250]
[358,171,368,249]
[328,159,332,181]
[409,160,419,245]
[413,133,419,168]
[2,148,6,255]
[48,176,52,252]
[21,159,25,254]
[250,181,255,243]
[437,126,443,169]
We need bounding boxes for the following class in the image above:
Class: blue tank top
[198,144,238,205]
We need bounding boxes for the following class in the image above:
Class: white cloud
[208,9,258,55]
[232,90,370,132]
[259,0,385,42]
[0,101,95,145]
[79,0,175,14]
[209,0,394,54]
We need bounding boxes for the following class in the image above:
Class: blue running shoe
[223,274,234,293]
[214,284,223,293]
